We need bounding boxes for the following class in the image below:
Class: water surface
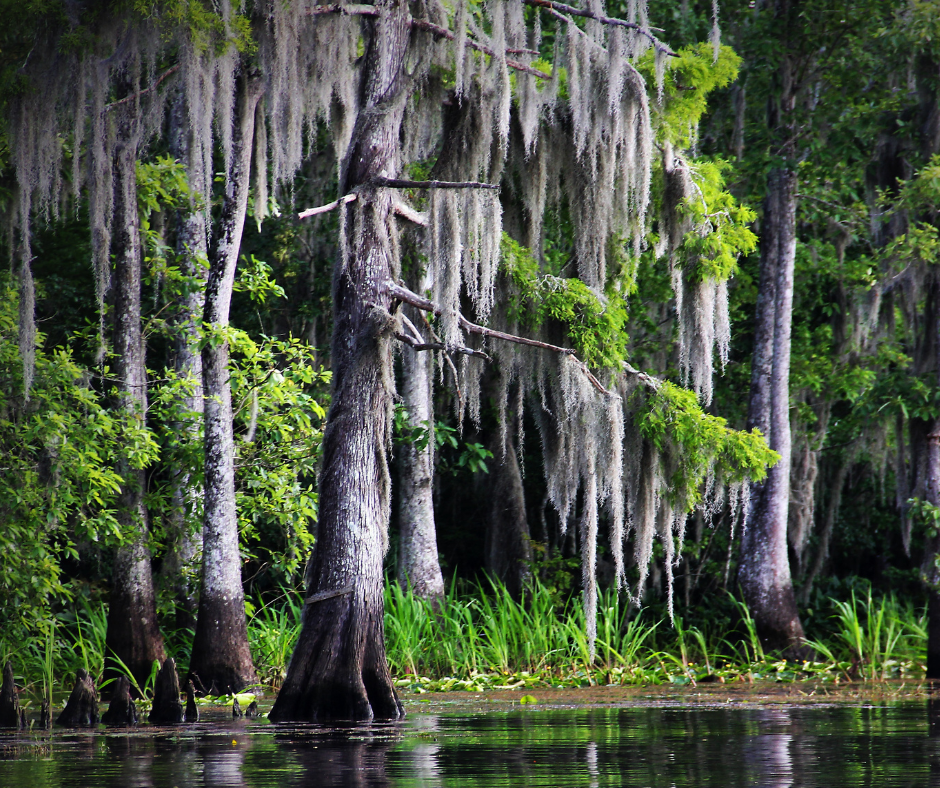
[1,693,937,787]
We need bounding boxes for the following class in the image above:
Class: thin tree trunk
[104,111,166,690]
[161,91,207,631]
[485,407,532,598]
[800,460,849,603]
[396,314,445,602]
[917,55,940,680]
[923,277,940,678]
[738,166,806,657]
[270,0,410,723]
[187,74,262,694]
[736,0,806,658]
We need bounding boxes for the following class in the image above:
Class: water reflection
[0,702,935,787]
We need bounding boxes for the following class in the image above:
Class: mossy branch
[384,281,614,397]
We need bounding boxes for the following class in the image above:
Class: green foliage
[247,590,303,688]
[393,406,494,474]
[230,333,330,582]
[0,276,127,641]
[805,588,925,681]
[233,255,287,304]
[674,159,758,282]
[501,235,630,370]
[638,43,742,149]
[637,381,778,502]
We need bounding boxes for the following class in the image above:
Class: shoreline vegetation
[0,576,927,718]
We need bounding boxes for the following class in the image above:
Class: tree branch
[395,332,491,360]
[306,6,551,80]
[307,3,378,17]
[305,585,354,605]
[385,281,615,397]
[392,200,428,226]
[373,177,499,190]
[522,0,677,57]
[399,311,491,360]
[409,18,551,80]
[622,361,662,392]
[297,192,358,220]
[106,65,181,111]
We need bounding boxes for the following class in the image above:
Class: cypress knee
[101,676,138,727]
[149,659,184,725]
[56,669,99,727]
[0,662,23,729]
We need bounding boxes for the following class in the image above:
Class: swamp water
[0,687,937,787]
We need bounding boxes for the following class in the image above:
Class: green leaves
[502,235,630,371]
[638,43,742,150]
[0,275,129,639]
[637,381,778,505]
[674,159,757,283]
[229,334,330,582]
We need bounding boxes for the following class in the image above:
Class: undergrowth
[0,577,927,704]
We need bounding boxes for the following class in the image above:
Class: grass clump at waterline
[380,577,928,693]
[0,577,927,709]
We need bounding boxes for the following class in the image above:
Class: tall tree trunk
[187,75,262,694]
[270,1,410,723]
[736,0,806,658]
[396,313,445,602]
[161,91,207,631]
[738,166,806,656]
[917,54,940,680]
[799,460,850,602]
[484,401,532,598]
[104,111,166,690]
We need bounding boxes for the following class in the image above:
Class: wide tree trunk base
[188,595,257,695]
[269,594,403,724]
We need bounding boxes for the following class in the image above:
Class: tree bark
[188,74,262,694]
[484,405,532,598]
[104,111,166,690]
[161,90,207,631]
[270,0,410,723]
[396,317,445,602]
[916,55,940,680]
[738,166,807,657]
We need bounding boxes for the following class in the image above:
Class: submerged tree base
[269,593,404,723]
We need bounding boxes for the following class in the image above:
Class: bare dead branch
[385,281,615,397]
[306,6,550,80]
[373,177,499,190]
[307,3,378,17]
[395,332,491,360]
[409,18,551,80]
[106,66,181,111]
[522,0,677,57]
[399,312,491,360]
[400,314,426,345]
[622,361,662,391]
[392,200,429,226]
[298,192,358,220]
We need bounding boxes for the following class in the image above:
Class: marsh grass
[805,589,924,680]
[246,590,303,688]
[384,577,927,691]
[0,577,927,700]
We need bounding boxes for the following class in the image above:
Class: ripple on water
[0,698,936,787]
